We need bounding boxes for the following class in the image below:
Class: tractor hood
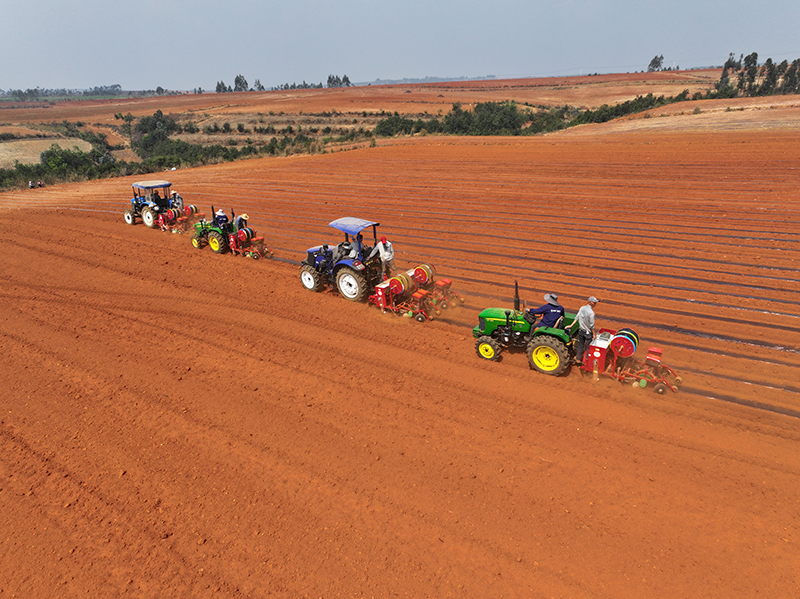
[473,307,528,338]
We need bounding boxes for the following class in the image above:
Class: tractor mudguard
[335,258,365,271]
[530,326,572,346]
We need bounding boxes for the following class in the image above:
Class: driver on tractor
[215,209,229,227]
[527,293,565,329]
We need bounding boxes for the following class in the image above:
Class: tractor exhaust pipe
[514,280,520,312]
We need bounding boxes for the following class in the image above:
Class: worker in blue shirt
[527,293,564,329]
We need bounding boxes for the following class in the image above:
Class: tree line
[0,109,373,189]
[216,74,352,92]
[715,52,800,96]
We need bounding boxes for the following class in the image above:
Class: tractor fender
[334,259,365,272]
[530,328,571,345]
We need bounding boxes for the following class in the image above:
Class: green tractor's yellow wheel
[475,336,501,361]
[208,231,228,254]
[531,346,560,370]
[527,335,569,376]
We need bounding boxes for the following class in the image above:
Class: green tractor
[190,206,271,259]
[472,283,577,376]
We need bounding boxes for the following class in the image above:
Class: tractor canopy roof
[329,217,379,237]
[132,180,172,190]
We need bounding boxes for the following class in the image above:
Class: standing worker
[573,296,600,365]
[369,236,396,279]
[527,293,565,329]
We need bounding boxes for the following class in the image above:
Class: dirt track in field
[2,106,800,596]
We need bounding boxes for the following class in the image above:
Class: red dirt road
[1,122,799,596]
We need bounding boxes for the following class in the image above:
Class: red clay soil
[1,118,800,597]
[0,70,720,126]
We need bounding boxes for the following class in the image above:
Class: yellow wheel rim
[532,347,560,371]
[191,238,200,248]
[209,237,220,251]
[478,343,496,359]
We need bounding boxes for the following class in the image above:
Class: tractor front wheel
[475,336,501,361]
[123,210,135,225]
[336,267,368,301]
[527,336,569,376]
[191,234,204,249]
[208,231,228,254]
[141,207,156,228]
[300,265,323,292]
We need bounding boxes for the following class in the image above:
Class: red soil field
[1,70,720,125]
[1,84,799,597]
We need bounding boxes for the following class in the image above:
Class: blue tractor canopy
[329,217,380,260]
[329,217,379,241]
[132,180,172,201]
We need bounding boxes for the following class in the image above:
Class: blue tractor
[123,180,184,228]
[299,217,384,301]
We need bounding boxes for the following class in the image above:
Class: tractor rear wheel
[475,336,501,361]
[336,267,368,301]
[527,335,569,376]
[300,265,323,291]
[141,207,156,228]
[123,210,135,225]
[208,231,228,254]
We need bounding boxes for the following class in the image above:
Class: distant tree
[724,52,742,70]
[216,81,232,93]
[715,66,735,96]
[781,59,800,94]
[327,74,343,88]
[194,87,204,94]
[342,75,352,87]
[252,79,265,92]
[234,74,248,92]
[442,103,474,134]
[743,52,759,82]
[758,58,778,95]
[647,55,664,72]
[118,112,136,144]
[156,86,165,95]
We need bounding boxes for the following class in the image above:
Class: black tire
[336,267,368,301]
[527,335,569,376]
[141,207,156,228]
[123,210,135,225]
[475,336,501,361]
[191,234,204,249]
[415,313,427,322]
[300,264,323,291]
[208,231,228,254]
[653,383,669,395]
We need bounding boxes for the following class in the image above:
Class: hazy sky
[3,0,799,91]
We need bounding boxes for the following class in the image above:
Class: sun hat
[588,296,599,303]
[544,293,559,305]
